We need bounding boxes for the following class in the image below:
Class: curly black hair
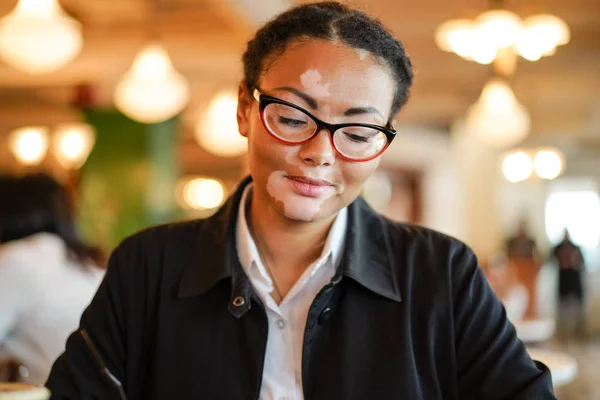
[242,1,413,118]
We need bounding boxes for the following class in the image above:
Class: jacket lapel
[177,175,402,304]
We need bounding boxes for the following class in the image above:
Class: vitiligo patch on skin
[300,69,330,98]
[267,170,338,222]
[246,40,389,228]
[355,48,369,60]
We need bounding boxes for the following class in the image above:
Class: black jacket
[46,177,555,399]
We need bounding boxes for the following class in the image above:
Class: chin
[278,196,336,223]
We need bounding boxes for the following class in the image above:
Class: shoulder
[367,215,484,315]
[113,218,207,264]
[121,218,206,248]
[0,237,48,294]
[375,215,478,285]
[0,235,49,273]
[106,218,210,289]
[0,238,31,265]
[380,215,473,261]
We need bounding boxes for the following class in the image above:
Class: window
[545,190,600,249]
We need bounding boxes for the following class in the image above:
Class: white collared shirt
[236,183,348,400]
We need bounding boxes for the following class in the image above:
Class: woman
[46,2,555,399]
[0,174,104,385]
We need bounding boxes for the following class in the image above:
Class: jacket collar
[177,176,402,304]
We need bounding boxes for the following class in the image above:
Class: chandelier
[502,148,564,183]
[0,0,82,74]
[465,77,530,148]
[113,43,190,124]
[195,91,248,157]
[435,7,570,65]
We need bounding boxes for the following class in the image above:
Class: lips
[286,175,335,198]
[287,176,333,186]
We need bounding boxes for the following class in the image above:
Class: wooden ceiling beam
[200,0,293,34]
[0,22,243,87]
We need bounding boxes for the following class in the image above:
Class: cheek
[247,126,299,183]
[247,117,276,160]
[342,159,380,190]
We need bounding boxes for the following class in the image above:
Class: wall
[78,109,181,253]
[381,125,465,240]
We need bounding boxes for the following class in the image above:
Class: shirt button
[276,319,286,329]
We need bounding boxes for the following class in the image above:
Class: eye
[277,116,307,128]
[344,132,370,143]
[342,128,377,143]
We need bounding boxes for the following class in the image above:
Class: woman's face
[237,39,396,223]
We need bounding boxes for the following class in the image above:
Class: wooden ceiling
[0,0,599,173]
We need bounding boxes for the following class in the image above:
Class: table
[527,348,578,387]
[0,383,50,399]
[514,318,556,343]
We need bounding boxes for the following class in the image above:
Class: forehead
[260,40,396,115]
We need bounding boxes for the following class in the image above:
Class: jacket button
[232,296,245,307]
[318,307,332,325]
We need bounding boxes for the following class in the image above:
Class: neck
[247,186,337,273]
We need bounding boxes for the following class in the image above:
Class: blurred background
[0,0,598,397]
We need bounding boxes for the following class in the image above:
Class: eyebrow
[343,107,384,119]
[274,86,318,109]
[272,86,384,119]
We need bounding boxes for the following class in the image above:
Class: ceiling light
[114,43,190,123]
[534,148,564,180]
[9,126,49,165]
[195,91,248,157]
[52,123,95,169]
[466,78,530,148]
[177,177,225,210]
[436,8,569,65]
[0,0,82,73]
[502,151,533,183]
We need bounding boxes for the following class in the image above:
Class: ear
[237,84,253,138]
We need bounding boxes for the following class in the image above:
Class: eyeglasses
[252,88,396,162]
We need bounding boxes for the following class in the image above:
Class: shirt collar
[235,182,348,285]
[178,176,401,303]
[235,183,265,282]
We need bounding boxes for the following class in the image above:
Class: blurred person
[485,253,528,323]
[506,219,542,320]
[46,2,555,399]
[551,229,586,338]
[0,174,104,385]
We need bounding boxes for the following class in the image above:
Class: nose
[297,129,336,167]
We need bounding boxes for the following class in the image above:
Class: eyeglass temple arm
[252,88,261,101]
